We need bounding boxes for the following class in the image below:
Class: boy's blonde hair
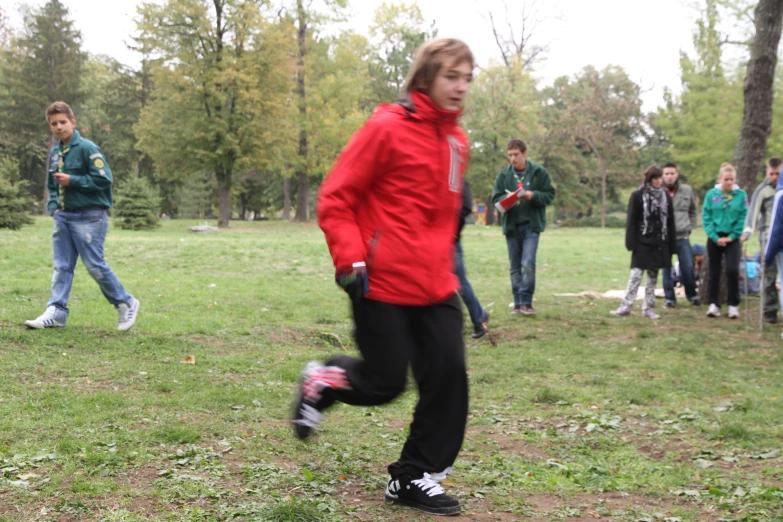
[45,101,75,122]
[719,162,736,179]
[402,38,474,95]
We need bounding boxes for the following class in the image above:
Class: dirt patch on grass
[467,426,551,462]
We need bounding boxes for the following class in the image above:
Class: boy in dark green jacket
[24,101,140,331]
[491,139,556,315]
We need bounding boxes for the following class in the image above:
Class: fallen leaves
[180,355,195,364]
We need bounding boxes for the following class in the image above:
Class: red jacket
[317,91,470,306]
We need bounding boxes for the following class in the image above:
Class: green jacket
[46,130,113,216]
[702,186,748,243]
[491,161,556,235]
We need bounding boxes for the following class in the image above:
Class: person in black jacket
[611,165,676,319]
[455,181,489,339]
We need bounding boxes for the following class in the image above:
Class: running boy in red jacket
[291,38,474,516]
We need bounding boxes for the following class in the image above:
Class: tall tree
[0,0,86,206]
[544,66,643,227]
[653,0,743,190]
[285,0,348,222]
[733,0,783,192]
[488,0,553,71]
[135,0,295,227]
[366,1,433,104]
[462,59,541,221]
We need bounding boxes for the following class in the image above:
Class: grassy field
[0,217,781,522]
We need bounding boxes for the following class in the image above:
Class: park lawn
[0,217,781,522]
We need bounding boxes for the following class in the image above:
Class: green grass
[1,217,781,521]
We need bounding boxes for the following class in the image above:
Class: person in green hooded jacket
[491,139,556,316]
[702,163,748,319]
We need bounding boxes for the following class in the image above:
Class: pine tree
[0,0,86,203]
[113,176,160,230]
[0,156,34,230]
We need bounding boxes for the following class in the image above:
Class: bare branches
[487,0,555,70]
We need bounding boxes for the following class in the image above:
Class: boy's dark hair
[506,139,527,153]
[768,157,782,168]
[45,101,75,121]
[662,162,678,171]
[644,165,663,185]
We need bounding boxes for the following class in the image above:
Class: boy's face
[662,167,678,186]
[766,164,781,186]
[48,113,76,143]
[429,59,473,112]
[507,148,527,171]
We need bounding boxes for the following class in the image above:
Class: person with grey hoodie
[741,157,782,323]
[661,163,700,308]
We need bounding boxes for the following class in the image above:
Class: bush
[0,156,34,230]
[113,176,161,230]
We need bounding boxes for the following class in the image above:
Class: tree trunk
[282,177,292,220]
[295,169,309,221]
[293,0,309,222]
[217,170,231,227]
[485,194,495,226]
[734,0,783,193]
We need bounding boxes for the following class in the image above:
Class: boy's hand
[53,172,71,186]
[336,264,369,301]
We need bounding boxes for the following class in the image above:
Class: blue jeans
[662,238,697,302]
[506,223,540,307]
[455,241,486,327]
[776,253,783,311]
[48,209,132,314]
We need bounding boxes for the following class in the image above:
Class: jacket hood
[387,91,462,126]
[714,183,741,192]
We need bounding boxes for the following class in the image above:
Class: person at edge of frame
[741,157,783,323]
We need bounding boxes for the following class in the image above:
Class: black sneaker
[385,473,460,516]
[764,312,778,324]
[471,310,490,339]
[291,362,341,440]
[690,298,701,307]
[664,300,676,309]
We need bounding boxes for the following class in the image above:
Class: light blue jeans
[506,223,540,307]
[48,209,132,315]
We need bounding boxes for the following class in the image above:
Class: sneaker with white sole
[642,309,660,320]
[24,306,67,329]
[706,304,720,317]
[385,473,460,515]
[117,297,140,331]
[291,361,349,440]
[728,305,740,319]
[610,307,631,317]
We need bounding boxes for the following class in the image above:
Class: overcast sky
[4,0,700,111]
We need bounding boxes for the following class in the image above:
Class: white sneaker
[728,306,740,319]
[117,297,140,331]
[24,306,66,329]
[706,304,720,317]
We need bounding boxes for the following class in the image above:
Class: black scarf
[641,183,668,240]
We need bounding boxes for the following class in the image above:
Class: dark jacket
[46,130,114,215]
[625,187,677,270]
[491,161,555,235]
[457,180,473,241]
